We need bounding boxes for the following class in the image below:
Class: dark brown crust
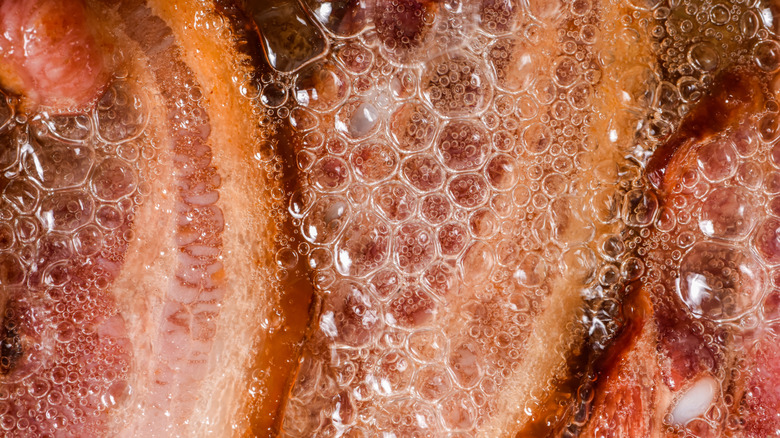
[646,68,765,192]
[212,2,319,436]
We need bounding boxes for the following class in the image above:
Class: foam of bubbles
[0,78,148,435]
[240,0,780,435]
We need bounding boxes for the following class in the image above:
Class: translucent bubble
[619,65,657,109]
[369,350,413,396]
[393,222,435,274]
[374,0,436,65]
[625,0,664,10]
[740,10,759,39]
[415,364,453,401]
[766,171,780,195]
[514,252,547,286]
[543,174,568,197]
[688,42,720,72]
[477,0,516,34]
[590,190,620,224]
[562,246,597,284]
[678,241,767,321]
[422,261,459,297]
[449,342,482,388]
[0,131,18,172]
[423,53,493,117]
[460,241,495,284]
[622,189,658,227]
[350,142,398,183]
[549,197,595,246]
[527,0,563,20]
[302,195,350,244]
[402,154,446,192]
[678,76,702,102]
[335,99,380,139]
[334,212,391,276]
[697,139,737,182]
[440,391,476,430]
[468,208,499,239]
[421,193,452,224]
[699,187,756,240]
[373,181,417,222]
[553,56,579,88]
[387,285,437,328]
[260,82,288,108]
[319,281,381,347]
[391,70,418,100]
[733,127,759,157]
[436,120,490,171]
[4,180,39,214]
[408,329,448,363]
[302,0,368,37]
[73,225,103,256]
[522,123,553,155]
[488,37,538,93]
[709,4,730,25]
[38,114,91,143]
[96,82,147,143]
[25,136,94,189]
[96,205,124,229]
[369,268,401,299]
[253,0,327,73]
[90,158,137,201]
[438,222,469,256]
[289,107,319,131]
[0,224,12,250]
[0,253,25,285]
[760,113,780,143]
[39,191,94,232]
[390,101,439,152]
[310,156,350,192]
[754,40,780,72]
[620,257,644,282]
[308,247,333,270]
[14,216,41,242]
[448,174,489,208]
[378,399,439,435]
[754,217,780,265]
[336,43,374,74]
[483,154,518,191]
[294,61,350,112]
[276,248,299,269]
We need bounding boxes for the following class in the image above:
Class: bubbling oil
[235,0,780,436]
[0,76,150,436]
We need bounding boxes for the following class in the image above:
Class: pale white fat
[669,375,719,426]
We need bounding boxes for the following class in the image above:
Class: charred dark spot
[0,327,22,376]
[646,67,765,191]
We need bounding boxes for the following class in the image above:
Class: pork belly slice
[0,0,275,436]
[580,3,780,434]
[211,0,659,435]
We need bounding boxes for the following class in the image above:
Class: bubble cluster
[242,0,646,434]
[0,79,148,435]
[235,0,780,434]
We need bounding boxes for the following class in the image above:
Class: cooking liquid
[2,0,780,436]
[229,0,780,436]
